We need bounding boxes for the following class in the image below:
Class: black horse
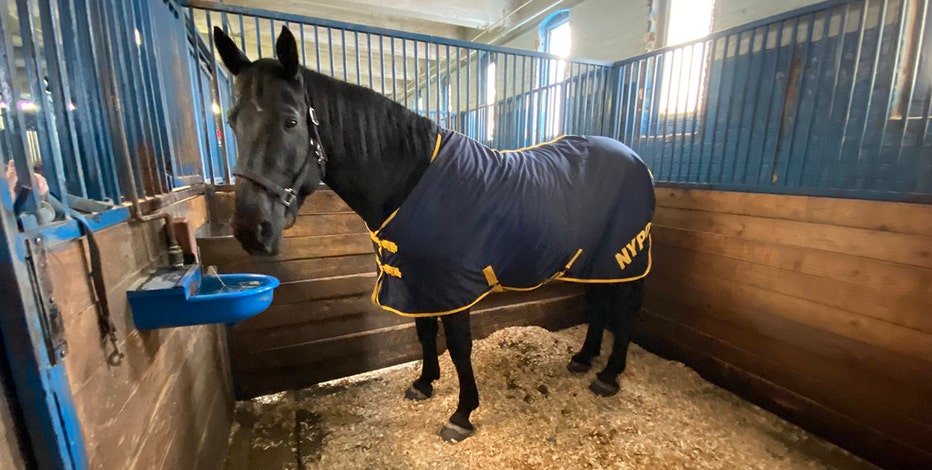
[214,26,655,442]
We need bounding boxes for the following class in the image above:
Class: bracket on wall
[23,236,68,364]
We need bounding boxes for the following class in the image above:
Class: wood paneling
[640,187,932,468]
[50,194,233,469]
[199,189,587,399]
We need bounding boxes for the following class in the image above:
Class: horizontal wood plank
[653,206,932,269]
[652,241,932,335]
[655,187,932,236]
[650,246,932,364]
[198,233,372,266]
[653,225,932,301]
[283,213,368,238]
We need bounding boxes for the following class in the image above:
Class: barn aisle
[222,325,872,469]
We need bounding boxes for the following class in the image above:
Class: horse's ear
[213,27,251,76]
[276,26,300,79]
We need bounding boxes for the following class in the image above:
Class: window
[538,10,571,139]
[661,0,715,115]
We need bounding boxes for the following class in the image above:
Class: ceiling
[188,0,582,45]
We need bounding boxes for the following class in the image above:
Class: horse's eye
[285,119,298,129]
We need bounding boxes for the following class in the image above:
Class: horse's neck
[306,71,437,229]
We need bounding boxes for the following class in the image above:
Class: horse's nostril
[257,221,272,240]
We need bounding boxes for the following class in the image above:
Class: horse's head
[214,26,325,256]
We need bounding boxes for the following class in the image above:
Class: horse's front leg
[406,316,440,400]
[438,310,478,442]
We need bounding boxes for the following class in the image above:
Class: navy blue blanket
[369,130,655,316]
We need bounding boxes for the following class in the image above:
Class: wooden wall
[637,187,932,468]
[49,194,234,469]
[199,190,587,399]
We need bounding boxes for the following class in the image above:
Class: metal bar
[299,24,306,66]
[779,14,816,189]
[702,37,726,184]
[833,2,870,180]
[670,47,686,180]
[893,0,929,192]
[342,29,348,81]
[810,3,852,189]
[254,15,261,56]
[328,27,334,77]
[768,17,802,187]
[314,25,321,72]
[718,32,744,184]
[403,39,408,106]
[355,30,361,85]
[238,14,246,52]
[368,33,373,89]
[380,35,386,95]
[871,0,909,191]
[205,10,231,183]
[795,10,835,187]
[391,38,397,99]
[457,47,463,133]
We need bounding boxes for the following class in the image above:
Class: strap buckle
[282,188,297,207]
[309,107,319,126]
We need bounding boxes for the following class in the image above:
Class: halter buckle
[309,107,319,126]
[282,188,297,207]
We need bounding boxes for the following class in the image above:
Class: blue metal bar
[391,37,397,99]
[833,2,870,185]
[403,39,408,105]
[254,16,261,56]
[354,31,361,86]
[892,0,930,193]
[779,14,816,189]
[300,24,307,66]
[380,35,386,95]
[794,11,834,188]
[314,25,321,72]
[238,14,246,52]
[342,29,348,81]
[368,33,373,90]
[729,28,757,185]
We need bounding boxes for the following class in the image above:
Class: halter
[232,105,328,207]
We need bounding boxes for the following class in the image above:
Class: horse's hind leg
[406,316,440,400]
[590,279,644,397]
[438,310,479,442]
[567,284,610,373]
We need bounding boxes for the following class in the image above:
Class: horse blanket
[369,129,655,317]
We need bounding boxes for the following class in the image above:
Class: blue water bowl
[128,264,280,330]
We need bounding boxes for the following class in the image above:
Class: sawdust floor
[223,325,874,470]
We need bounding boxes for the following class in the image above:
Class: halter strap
[233,105,328,207]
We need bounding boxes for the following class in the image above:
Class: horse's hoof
[404,385,431,401]
[439,421,474,442]
[589,378,619,397]
[566,360,591,374]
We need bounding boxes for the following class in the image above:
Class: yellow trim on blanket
[430,132,443,162]
[497,135,566,154]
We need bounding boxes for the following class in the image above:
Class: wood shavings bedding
[226,325,873,470]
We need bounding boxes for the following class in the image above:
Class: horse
[213,26,655,442]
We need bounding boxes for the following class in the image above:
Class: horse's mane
[300,66,440,226]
